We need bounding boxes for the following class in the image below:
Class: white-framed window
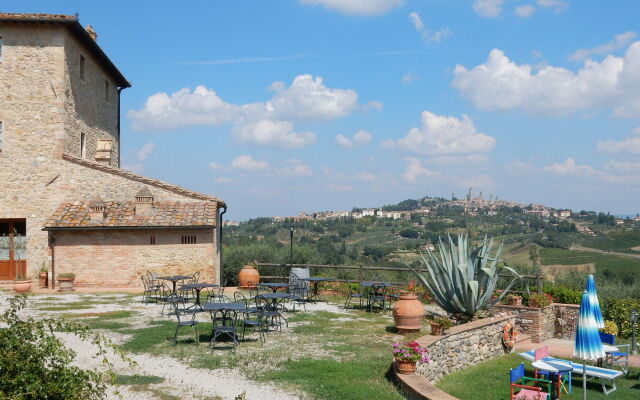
[80,132,86,158]
[0,121,3,151]
[80,55,85,81]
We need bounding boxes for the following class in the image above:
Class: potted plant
[392,341,429,374]
[57,273,76,291]
[507,294,523,306]
[38,264,48,288]
[430,315,453,335]
[9,230,30,293]
[528,293,552,308]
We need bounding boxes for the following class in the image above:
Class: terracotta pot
[395,359,417,374]
[392,294,425,333]
[57,277,75,291]
[39,272,48,288]
[238,265,260,288]
[13,280,32,293]
[430,321,444,335]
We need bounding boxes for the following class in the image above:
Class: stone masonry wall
[554,303,579,340]
[0,156,220,283]
[63,30,119,166]
[415,315,515,383]
[53,229,215,287]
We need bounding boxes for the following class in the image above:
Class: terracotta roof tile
[44,201,218,229]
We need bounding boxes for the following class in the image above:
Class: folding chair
[510,362,551,400]
[599,332,630,374]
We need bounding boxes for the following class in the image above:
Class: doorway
[0,219,27,280]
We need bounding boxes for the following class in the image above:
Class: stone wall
[415,315,515,383]
[491,303,578,342]
[53,228,216,287]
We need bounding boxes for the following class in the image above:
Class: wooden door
[0,220,27,280]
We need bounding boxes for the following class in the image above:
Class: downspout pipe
[116,86,125,168]
[219,204,227,284]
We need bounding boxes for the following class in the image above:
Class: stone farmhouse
[0,13,226,288]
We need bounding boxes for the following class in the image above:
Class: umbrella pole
[583,361,587,400]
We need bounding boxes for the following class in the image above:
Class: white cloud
[327,183,355,192]
[122,164,143,174]
[505,159,536,174]
[233,119,316,148]
[570,31,637,62]
[299,0,404,16]
[214,177,234,184]
[452,42,640,117]
[129,74,366,148]
[128,86,240,130]
[136,142,155,161]
[408,12,424,31]
[544,158,599,177]
[266,74,359,121]
[604,160,640,172]
[473,0,503,18]
[336,129,372,148]
[230,155,270,171]
[515,4,536,18]
[597,129,640,154]
[383,111,495,155]
[408,11,451,43]
[402,72,418,84]
[536,0,569,13]
[355,172,380,182]
[276,159,314,177]
[428,154,489,166]
[402,157,437,183]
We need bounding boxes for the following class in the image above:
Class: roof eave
[43,225,217,231]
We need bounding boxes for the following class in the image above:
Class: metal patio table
[180,283,219,310]
[158,275,192,294]
[256,292,292,329]
[532,360,572,400]
[299,277,334,301]
[258,282,293,293]
[360,282,391,311]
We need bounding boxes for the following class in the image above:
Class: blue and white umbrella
[574,290,604,399]
[585,274,604,329]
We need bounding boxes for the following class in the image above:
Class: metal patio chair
[234,291,265,344]
[167,296,199,346]
[344,283,364,309]
[210,308,239,351]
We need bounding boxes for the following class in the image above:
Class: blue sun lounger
[519,350,623,395]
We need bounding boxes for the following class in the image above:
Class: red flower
[408,341,419,348]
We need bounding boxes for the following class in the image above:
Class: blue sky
[9,0,640,219]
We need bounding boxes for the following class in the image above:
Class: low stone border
[393,315,515,400]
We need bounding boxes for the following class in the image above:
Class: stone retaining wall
[490,303,578,342]
[553,303,579,340]
[415,315,515,382]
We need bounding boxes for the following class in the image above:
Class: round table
[532,360,572,399]
[299,277,334,301]
[258,282,293,293]
[201,302,247,312]
[180,283,219,309]
[158,275,192,294]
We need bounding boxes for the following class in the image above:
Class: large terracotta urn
[392,294,425,333]
[238,265,260,288]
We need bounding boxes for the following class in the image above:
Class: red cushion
[513,388,548,400]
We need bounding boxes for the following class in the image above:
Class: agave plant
[407,233,521,321]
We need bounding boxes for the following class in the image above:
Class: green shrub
[0,295,131,399]
[57,272,76,279]
[601,320,618,336]
[603,297,640,337]
[544,285,581,304]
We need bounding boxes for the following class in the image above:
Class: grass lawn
[437,353,640,400]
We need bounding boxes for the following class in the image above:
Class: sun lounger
[519,350,623,395]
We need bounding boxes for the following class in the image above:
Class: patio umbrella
[585,274,604,329]
[574,290,604,400]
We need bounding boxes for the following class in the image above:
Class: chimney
[85,24,98,41]
[89,204,106,222]
[135,187,154,216]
